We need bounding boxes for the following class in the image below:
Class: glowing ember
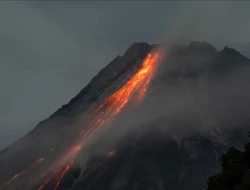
[108,151,115,157]
[36,51,160,189]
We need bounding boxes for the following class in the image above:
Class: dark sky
[0,1,250,150]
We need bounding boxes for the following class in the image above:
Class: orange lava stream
[5,171,27,186]
[53,161,74,190]
[91,52,159,127]
[5,157,45,186]
[37,52,160,189]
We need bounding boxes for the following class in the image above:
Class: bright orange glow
[36,51,160,190]
[91,52,159,127]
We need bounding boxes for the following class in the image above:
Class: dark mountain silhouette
[0,41,250,190]
[207,133,250,190]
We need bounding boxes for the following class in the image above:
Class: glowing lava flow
[5,171,27,186]
[5,157,44,186]
[53,161,74,190]
[90,52,160,128]
[37,52,160,189]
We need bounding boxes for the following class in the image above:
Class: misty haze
[1,1,250,190]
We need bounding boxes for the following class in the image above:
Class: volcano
[1,42,250,190]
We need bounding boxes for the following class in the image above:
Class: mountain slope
[207,134,250,190]
[1,41,250,190]
[49,42,152,118]
[0,42,153,188]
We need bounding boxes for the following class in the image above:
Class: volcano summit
[1,42,250,190]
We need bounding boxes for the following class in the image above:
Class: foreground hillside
[207,133,250,190]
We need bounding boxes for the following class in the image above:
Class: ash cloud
[88,45,250,154]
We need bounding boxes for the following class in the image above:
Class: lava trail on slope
[4,51,160,190]
[4,157,45,187]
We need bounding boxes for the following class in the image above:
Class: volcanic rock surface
[0,41,250,190]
